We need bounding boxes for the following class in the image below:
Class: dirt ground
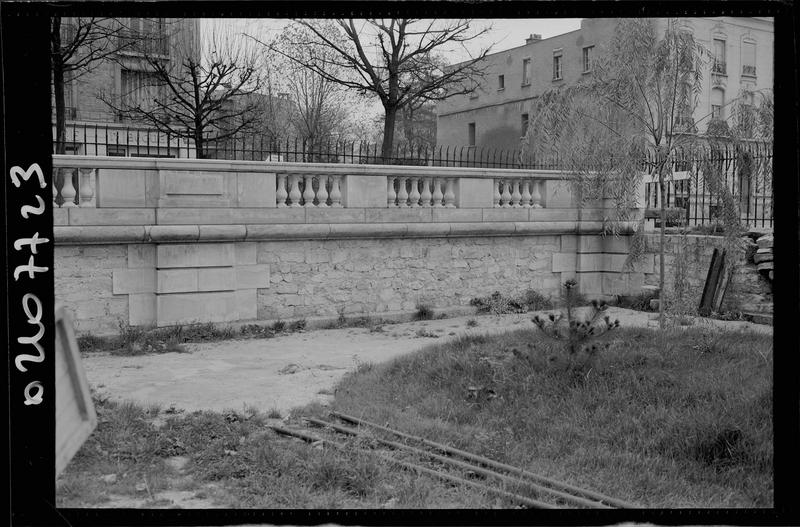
[82,308,771,415]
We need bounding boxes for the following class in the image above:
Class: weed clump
[414,303,434,321]
[470,289,554,315]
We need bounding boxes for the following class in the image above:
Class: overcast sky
[202,18,583,63]
[200,18,583,128]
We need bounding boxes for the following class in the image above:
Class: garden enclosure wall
[51,154,751,335]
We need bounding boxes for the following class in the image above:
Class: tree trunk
[381,106,398,162]
[657,162,666,331]
[195,128,205,159]
[51,17,67,156]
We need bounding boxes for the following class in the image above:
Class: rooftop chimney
[525,34,542,44]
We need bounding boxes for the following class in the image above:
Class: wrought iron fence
[51,122,564,169]
[52,122,773,228]
[642,141,773,229]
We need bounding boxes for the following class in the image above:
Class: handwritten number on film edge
[10,163,49,406]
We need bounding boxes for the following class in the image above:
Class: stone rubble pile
[754,234,774,282]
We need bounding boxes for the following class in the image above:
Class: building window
[711,87,725,120]
[120,17,168,55]
[468,122,476,146]
[521,113,529,137]
[712,38,726,74]
[498,74,505,90]
[582,45,594,72]
[552,51,563,80]
[742,41,756,77]
[121,69,162,113]
[522,58,531,86]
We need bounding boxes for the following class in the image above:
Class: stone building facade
[56,17,201,157]
[436,17,774,149]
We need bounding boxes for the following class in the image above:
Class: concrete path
[83,308,771,414]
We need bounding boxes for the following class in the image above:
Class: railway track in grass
[268,411,637,509]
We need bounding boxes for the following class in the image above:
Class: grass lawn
[58,325,772,508]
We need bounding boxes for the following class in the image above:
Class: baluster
[329,175,342,207]
[432,178,444,207]
[420,177,432,207]
[397,177,409,207]
[531,180,543,208]
[317,175,329,207]
[276,174,288,207]
[303,174,316,206]
[78,168,96,207]
[511,179,522,207]
[288,174,302,207]
[61,168,77,208]
[500,180,512,208]
[387,176,397,207]
[444,178,456,208]
[493,179,501,208]
[521,180,532,208]
[53,173,60,208]
[409,177,421,207]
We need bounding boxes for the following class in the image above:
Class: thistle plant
[531,279,620,356]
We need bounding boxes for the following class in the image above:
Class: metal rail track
[268,424,556,509]
[269,412,637,509]
[328,411,638,509]
[305,417,611,509]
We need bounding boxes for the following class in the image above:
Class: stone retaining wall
[642,234,773,313]
[55,229,652,335]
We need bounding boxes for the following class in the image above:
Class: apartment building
[436,17,774,149]
[55,17,201,157]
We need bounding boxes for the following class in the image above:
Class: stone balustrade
[52,155,579,210]
[51,155,652,334]
[53,167,97,208]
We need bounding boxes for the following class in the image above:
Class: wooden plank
[712,257,734,313]
[55,303,97,476]
[699,248,725,316]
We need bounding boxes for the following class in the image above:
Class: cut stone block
[753,252,773,263]
[552,253,576,273]
[157,243,235,268]
[128,244,156,268]
[756,261,774,272]
[156,291,239,326]
[96,169,149,207]
[756,235,773,249]
[113,268,156,294]
[237,172,275,208]
[128,293,156,326]
[344,175,388,208]
[197,267,237,291]
[157,269,199,294]
[236,264,270,289]
[456,178,493,208]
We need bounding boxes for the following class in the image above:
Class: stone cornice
[52,154,570,180]
[54,221,638,245]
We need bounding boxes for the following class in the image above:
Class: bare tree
[270,22,352,153]
[260,18,492,158]
[103,27,265,159]
[50,17,141,154]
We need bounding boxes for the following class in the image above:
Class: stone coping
[53,220,638,244]
[53,154,571,180]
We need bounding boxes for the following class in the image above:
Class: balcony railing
[118,30,169,57]
[742,64,757,77]
[711,60,727,75]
